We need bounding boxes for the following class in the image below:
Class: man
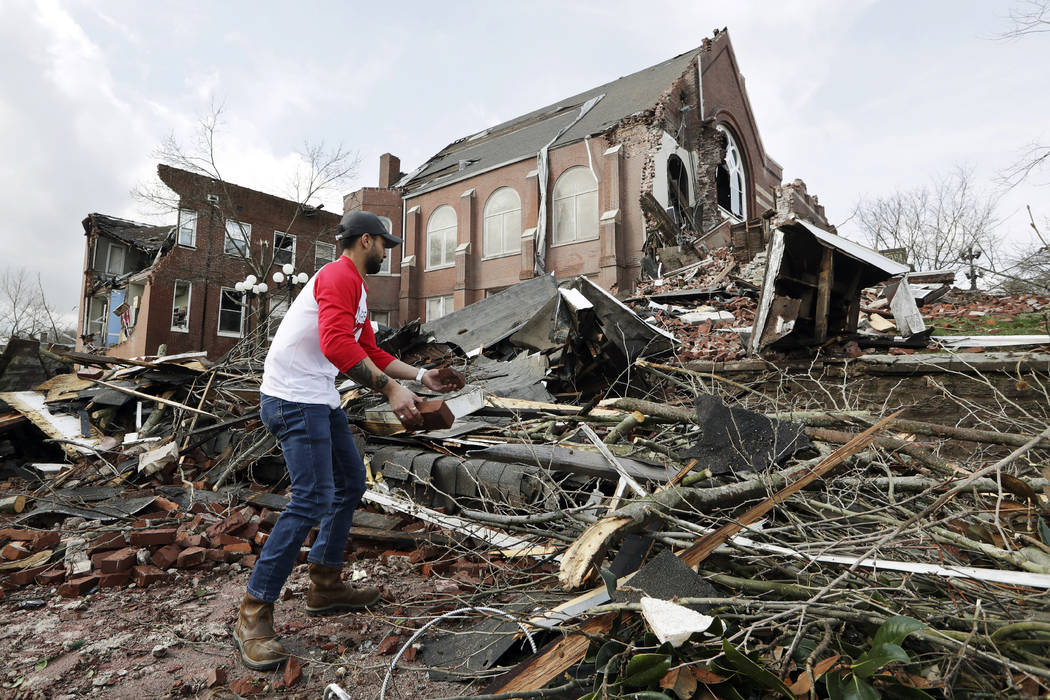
[234,210,460,670]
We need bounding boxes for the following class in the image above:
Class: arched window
[666,154,690,221]
[716,126,746,219]
[552,166,598,245]
[426,205,457,269]
[483,188,522,257]
[377,216,396,274]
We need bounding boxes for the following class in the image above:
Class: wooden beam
[91,379,217,419]
[813,246,834,342]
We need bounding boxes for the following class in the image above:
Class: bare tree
[853,167,1002,276]
[1000,0,1050,39]
[134,102,359,279]
[0,267,55,341]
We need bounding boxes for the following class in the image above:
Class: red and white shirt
[261,255,394,408]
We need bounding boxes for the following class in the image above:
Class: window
[370,310,390,326]
[314,241,336,271]
[217,287,244,337]
[377,216,396,274]
[267,297,288,340]
[716,126,746,219]
[483,188,522,257]
[224,219,251,256]
[426,294,454,321]
[426,206,457,269]
[171,280,191,332]
[177,209,197,247]
[666,155,690,220]
[552,166,598,245]
[85,295,107,341]
[274,231,295,267]
[105,242,126,275]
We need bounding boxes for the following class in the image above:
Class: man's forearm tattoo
[349,359,389,392]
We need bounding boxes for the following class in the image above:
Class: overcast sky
[2,0,1047,324]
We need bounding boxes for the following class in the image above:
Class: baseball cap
[336,210,403,247]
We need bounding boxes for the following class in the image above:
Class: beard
[365,247,384,275]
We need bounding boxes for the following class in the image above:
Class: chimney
[379,153,400,189]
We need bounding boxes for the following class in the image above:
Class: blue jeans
[246,393,366,603]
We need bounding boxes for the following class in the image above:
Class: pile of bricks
[0,495,290,599]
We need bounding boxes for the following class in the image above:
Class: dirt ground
[0,557,486,699]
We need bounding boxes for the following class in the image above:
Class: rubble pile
[2,238,1050,698]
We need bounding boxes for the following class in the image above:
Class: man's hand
[386,382,424,429]
[421,368,466,393]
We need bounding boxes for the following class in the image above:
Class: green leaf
[35,657,47,671]
[624,692,674,700]
[577,693,598,700]
[622,653,673,689]
[871,616,925,649]
[1039,518,1050,546]
[825,670,880,700]
[852,643,910,679]
[720,640,794,698]
[876,680,937,699]
[596,640,626,674]
[599,567,618,598]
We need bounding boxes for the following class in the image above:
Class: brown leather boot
[233,593,287,670]
[306,562,381,615]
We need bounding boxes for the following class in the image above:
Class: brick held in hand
[416,400,455,430]
[434,367,466,391]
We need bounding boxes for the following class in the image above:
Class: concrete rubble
[2,234,1050,698]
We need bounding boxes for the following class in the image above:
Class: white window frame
[314,241,337,271]
[177,209,198,248]
[217,287,245,338]
[267,296,289,340]
[425,294,454,321]
[370,310,390,326]
[426,206,457,271]
[170,280,192,333]
[105,242,126,275]
[273,231,296,267]
[482,188,522,259]
[717,125,747,220]
[375,216,398,275]
[552,166,599,246]
[224,219,251,257]
[85,295,108,341]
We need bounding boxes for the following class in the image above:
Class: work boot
[306,562,381,615]
[233,593,287,671]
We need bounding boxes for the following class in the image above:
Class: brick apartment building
[77,165,343,359]
[343,29,833,327]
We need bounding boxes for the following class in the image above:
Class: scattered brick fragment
[129,528,178,546]
[132,565,168,587]
[283,656,303,687]
[207,667,227,688]
[98,547,138,573]
[176,546,207,568]
[59,574,99,597]
[151,544,183,570]
[98,571,131,588]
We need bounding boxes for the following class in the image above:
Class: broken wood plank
[814,246,834,343]
[91,380,217,419]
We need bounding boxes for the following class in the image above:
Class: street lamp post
[234,266,311,345]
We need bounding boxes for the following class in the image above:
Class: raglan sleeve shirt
[314,257,395,374]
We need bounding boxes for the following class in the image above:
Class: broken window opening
[273,231,296,267]
[377,216,396,274]
[715,125,746,220]
[483,187,522,258]
[666,154,690,225]
[425,294,454,321]
[552,166,598,245]
[177,209,198,247]
[224,219,251,257]
[370,310,390,326]
[314,241,336,272]
[105,242,126,276]
[85,295,108,344]
[171,280,191,333]
[426,206,457,270]
[267,297,288,340]
[217,287,245,337]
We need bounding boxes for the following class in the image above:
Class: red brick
[241,554,258,568]
[8,564,50,586]
[36,569,66,586]
[59,574,99,597]
[88,532,126,554]
[416,399,454,430]
[207,668,227,688]
[30,531,61,551]
[98,547,137,573]
[1,542,30,561]
[0,528,34,541]
[223,542,252,554]
[129,528,177,546]
[239,522,259,540]
[376,634,401,655]
[259,510,280,529]
[132,565,168,587]
[205,548,232,563]
[151,544,182,570]
[283,657,303,687]
[402,645,418,662]
[209,533,247,547]
[253,531,269,547]
[189,502,208,515]
[154,496,180,513]
[204,511,246,540]
[176,547,207,568]
[175,532,205,548]
[98,571,131,588]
